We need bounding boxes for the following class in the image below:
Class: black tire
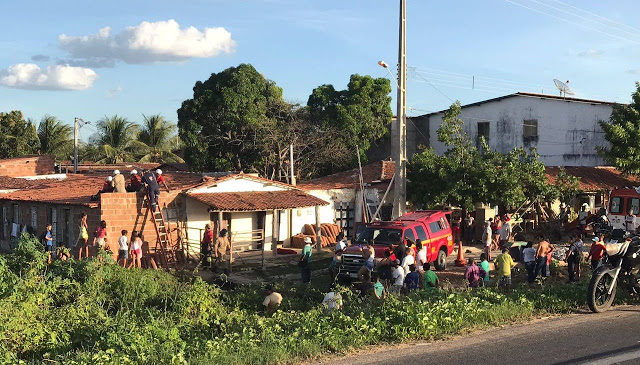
[587,267,617,313]
[434,249,447,271]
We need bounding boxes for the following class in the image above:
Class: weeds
[0,233,630,364]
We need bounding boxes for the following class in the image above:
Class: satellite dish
[553,79,574,97]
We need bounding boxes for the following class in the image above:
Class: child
[118,230,129,267]
[44,223,54,264]
[479,253,491,286]
[372,273,386,300]
[422,262,439,290]
[494,247,515,290]
[130,230,143,268]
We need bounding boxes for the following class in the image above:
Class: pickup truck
[337,210,454,280]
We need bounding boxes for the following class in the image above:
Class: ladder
[144,194,176,269]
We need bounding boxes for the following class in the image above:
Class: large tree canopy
[0,111,39,159]
[599,82,640,174]
[177,63,286,172]
[408,102,579,210]
[307,74,392,170]
[37,115,73,160]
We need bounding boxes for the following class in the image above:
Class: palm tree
[93,115,146,163]
[138,114,184,163]
[37,116,73,160]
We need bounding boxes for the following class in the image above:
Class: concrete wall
[0,155,55,177]
[426,95,613,166]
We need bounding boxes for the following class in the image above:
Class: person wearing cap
[155,169,170,192]
[111,170,126,193]
[100,176,114,193]
[299,237,313,283]
[127,170,142,192]
[587,235,606,270]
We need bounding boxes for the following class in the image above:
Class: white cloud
[0,63,98,90]
[58,19,235,64]
[578,49,604,57]
[57,57,116,68]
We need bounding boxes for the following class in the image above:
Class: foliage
[408,102,581,210]
[599,82,640,175]
[307,74,393,173]
[91,115,147,163]
[138,114,184,163]
[0,110,39,159]
[0,234,609,364]
[37,115,73,160]
[552,168,582,205]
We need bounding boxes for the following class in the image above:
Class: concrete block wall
[0,155,55,177]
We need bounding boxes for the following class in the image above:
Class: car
[337,210,454,280]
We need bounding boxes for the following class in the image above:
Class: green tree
[91,115,145,163]
[138,115,184,163]
[177,63,286,172]
[0,111,39,158]
[37,115,73,160]
[599,82,640,174]
[408,102,565,211]
[307,74,392,172]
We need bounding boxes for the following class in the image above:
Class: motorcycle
[587,234,640,312]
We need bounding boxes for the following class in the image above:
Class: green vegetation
[0,234,607,364]
[408,102,581,210]
[0,111,39,159]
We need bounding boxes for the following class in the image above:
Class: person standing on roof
[155,169,171,192]
[141,169,161,211]
[128,170,142,192]
[112,170,126,193]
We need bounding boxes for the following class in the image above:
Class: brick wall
[99,191,183,258]
[0,155,55,177]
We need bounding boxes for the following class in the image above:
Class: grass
[0,233,633,365]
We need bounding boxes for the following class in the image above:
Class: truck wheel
[434,249,447,271]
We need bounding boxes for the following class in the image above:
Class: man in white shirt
[391,260,405,295]
[578,205,589,233]
[522,242,537,283]
[625,212,636,233]
[401,247,415,275]
[322,287,343,312]
[499,215,512,247]
[415,241,428,273]
[335,232,347,252]
[482,220,493,260]
[263,285,283,315]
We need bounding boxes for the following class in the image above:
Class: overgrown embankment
[0,234,603,364]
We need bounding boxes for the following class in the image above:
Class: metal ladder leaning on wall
[143,193,177,269]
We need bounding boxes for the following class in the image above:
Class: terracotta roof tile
[298,160,396,190]
[187,191,328,211]
[546,166,640,192]
[0,171,205,207]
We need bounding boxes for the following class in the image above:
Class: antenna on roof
[553,79,574,98]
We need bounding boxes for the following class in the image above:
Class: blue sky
[1,0,640,140]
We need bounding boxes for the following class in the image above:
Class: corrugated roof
[298,160,395,190]
[187,190,328,211]
[546,166,639,192]
[419,92,618,118]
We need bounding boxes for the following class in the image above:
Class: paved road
[320,306,640,365]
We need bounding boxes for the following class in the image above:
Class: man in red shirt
[587,236,606,270]
[155,169,170,192]
[201,224,214,267]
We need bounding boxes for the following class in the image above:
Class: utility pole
[73,117,79,174]
[392,0,407,219]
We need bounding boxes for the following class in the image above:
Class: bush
[0,234,629,364]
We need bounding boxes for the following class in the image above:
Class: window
[476,122,490,148]
[403,229,416,243]
[628,198,640,215]
[523,119,538,143]
[356,228,402,245]
[610,196,623,214]
[414,225,428,241]
[428,221,442,234]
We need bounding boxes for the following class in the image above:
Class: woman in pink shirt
[93,220,107,252]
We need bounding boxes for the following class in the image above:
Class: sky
[1,0,640,141]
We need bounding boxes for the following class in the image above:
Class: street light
[378,60,400,88]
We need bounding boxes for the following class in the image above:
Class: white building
[365,92,617,167]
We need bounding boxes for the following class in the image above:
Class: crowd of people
[96,168,170,210]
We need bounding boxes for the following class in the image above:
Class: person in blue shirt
[44,223,53,264]
[403,264,420,292]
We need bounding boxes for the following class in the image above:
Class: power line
[409,70,455,102]
[548,0,640,35]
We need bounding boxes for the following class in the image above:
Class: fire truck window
[429,221,441,234]
[610,197,622,214]
[628,198,640,215]
[403,229,416,242]
[414,225,427,241]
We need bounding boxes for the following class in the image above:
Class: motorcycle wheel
[587,268,617,313]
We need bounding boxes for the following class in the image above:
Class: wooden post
[261,211,267,269]
[272,209,279,256]
[315,205,322,252]
[287,209,292,247]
